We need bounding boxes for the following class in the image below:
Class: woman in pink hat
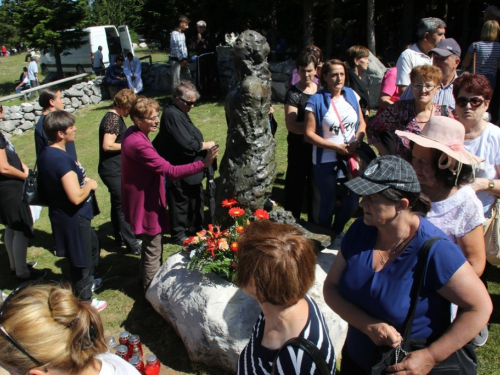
[396,116,486,278]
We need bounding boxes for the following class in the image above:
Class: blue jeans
[312,161,359,233]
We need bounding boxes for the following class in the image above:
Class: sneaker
[91,299,108,312]
[472,325,488,347]
[332,232,345,249]
[92,278,103,293]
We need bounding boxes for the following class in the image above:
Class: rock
[34,102,43,111]
[2,131,11,140]
[9,112,23,120]
[132,43,138,50]
[268,62,284,73]
[283,61,295,75]
[10,106,20,113]
[19,122,34,130]
[35,116,40,123]
[24,113,36,121]
[13,128,23,135]
[139,42,148,48]
[362,52,386,108]
[0,121,16,132]
[65,89,84,97]
[271,72,289,82]
[3,114,11,120]
[71,97,81,108]
[81,94,90,105]
[216,46,232,62]
[35,110,43,116]
[146,251,347,373]
[3,106,9,113]
[20,103,34,113]
[90,95,101,104]
[65,107,76,113]
[271,81,287,102]
[92,84,101,96]
[84,88,93,96]
[63,98,71,105]
[74,84,84,90]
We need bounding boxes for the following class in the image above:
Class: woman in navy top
[237,220,336,375]
[38,111,106,310]
[323,156,492,374]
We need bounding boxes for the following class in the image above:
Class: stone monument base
[146,250,347,373]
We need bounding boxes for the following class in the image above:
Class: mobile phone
[210,144,219,150]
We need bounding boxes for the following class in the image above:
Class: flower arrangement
[185,198,269,281]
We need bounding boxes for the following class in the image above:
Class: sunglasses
[0,281,44,367]
[179,97,196,106]
[145,115,159,121]
[456,97,486,108]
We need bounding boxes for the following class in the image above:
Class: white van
[40,25,133,74]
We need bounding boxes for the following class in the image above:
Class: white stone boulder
[146,250,347,373]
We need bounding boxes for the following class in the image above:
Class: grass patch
[1,56,499,374]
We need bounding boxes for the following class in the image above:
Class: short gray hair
[196,20,206,28]
[173,80,200,100]
[31,55,39,61]
[416,17,446,40]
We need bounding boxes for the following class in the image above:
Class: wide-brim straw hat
[395,116,484,166]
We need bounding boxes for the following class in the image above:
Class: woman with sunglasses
[368,65,454,161]
[454,74,500,219]
[0,283,139,374]
[152,81,217,246]
[122,96,218,292]
[0,105,43,281]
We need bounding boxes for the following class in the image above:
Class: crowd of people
[1,11,499,375]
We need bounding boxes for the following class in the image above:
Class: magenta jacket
[121,126,205,236]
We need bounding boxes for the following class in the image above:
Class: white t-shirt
[96,353,140,374]
[396,44,432,86]
[94,50,104,68]
[27,61,38,80]
[464,123,500,217]
[306,92,360,164]
[426,185,485,244]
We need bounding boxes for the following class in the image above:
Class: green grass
[1,52,500,374]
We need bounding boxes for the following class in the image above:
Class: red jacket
[121,126,204,236]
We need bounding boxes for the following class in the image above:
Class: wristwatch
[488,179,495,190]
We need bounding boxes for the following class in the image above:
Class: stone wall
[0,78,106,139]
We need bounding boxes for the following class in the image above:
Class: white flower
[190,250,196,259]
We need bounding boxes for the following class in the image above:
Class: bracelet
[488,179,495,190]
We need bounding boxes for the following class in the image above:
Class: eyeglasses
[412,84,437,91]
[179,98,196,106]
[0,281,44,367]
[456,96,486,108]
[145,115,159,121]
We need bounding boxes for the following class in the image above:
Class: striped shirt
[170,30,188,60]
[399,75,457,109]
[237,295,336,375]
[467,41,500,75]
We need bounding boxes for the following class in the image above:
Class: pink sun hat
[395,116,484,166]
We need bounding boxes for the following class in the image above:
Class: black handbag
[22,161,47,206]
[371,237,477,375]
[271,337,332,375]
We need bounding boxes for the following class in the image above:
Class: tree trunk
[400,0,415,49]
[303,0,314,46]
[55,50,64,79]
[325,0,335,59]
[367,0,376,55]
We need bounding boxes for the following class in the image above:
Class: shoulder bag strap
[473,42,477,74]
[401,237,442,345]
[271,337,331,375]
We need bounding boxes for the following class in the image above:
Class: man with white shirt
[396,17,446,94]
[93,46,104,74]
[170,15,190,92]
[28,56,40,91]
[399,38,460,110]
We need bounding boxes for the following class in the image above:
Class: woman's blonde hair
[113,88,137,109]
[0,284,107,374]
[129,96,160,123]
[410,64,442,86]
[481,20,500,42]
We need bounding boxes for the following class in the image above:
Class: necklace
[378,225,415,267]
[267,303,298,332]
[414,102,434,123]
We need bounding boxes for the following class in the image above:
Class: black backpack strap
[271,337,331,375]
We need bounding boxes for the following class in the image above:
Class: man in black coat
[152,80,217,245]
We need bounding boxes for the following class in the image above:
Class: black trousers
[166,179,204,242]
[284,135,313,221]
[100,173,140,250]
[69,217,100,302]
